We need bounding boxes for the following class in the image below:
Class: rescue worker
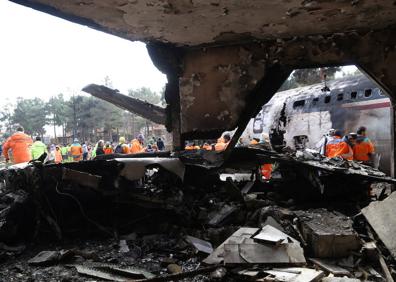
[317,128,335,155]
[70,138,83,162]
[66,143,73,162]
[260,133,273,180]
[2,126,33,164]
[215,134,231,151]
[54,145,63,164]
[115,137,130,154]
[130,134,145,154]
[185,142,200,150]
[261,164,273,180]
[82,142,89,161]
[325,130,353,160]
[91,141,98,159]
[60,144,68,162]
[95,140,105,156]
[184,143,194,150]
[344,132,357,149]
[156,137,165,151]
[151,144,159,152]
[48,144,56,162]
[31,136,48,160]
[250,138,260,145]
[353,126,375,164]
[202,142,212,150]
[104,142,114,154]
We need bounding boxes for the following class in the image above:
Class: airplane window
[350,91,357,99]
[324,96,331,103]
[312,97,319,104]
[337,93,343,101]
[364,89,372,98]
[293,100,305,108]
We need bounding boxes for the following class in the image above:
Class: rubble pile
[0,149,395,281]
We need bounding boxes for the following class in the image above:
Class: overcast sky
[0,0,168,106]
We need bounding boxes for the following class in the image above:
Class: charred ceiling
[9,0,396,46]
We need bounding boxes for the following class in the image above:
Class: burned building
[2,0,396,281]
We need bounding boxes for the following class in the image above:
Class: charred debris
[0,147,395,281]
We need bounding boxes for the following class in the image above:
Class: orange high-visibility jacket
[353,137,374,161]
[3,132,33,164]
[325,137,353,160]
[130,139,144,154]
[261,164,273,180]
[70,144,83,161]
[250,139,259,145]
[104,147,113,154]
[185,145,200,150]
[202,144,212,151]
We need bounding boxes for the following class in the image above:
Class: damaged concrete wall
[179,46,266,137]
[173,27,396,139]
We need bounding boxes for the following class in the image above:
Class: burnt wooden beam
[82,84,166,125]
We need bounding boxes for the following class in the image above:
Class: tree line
[0,85,164,142]
[278,67,361,91]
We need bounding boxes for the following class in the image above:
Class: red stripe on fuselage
[344,101,390,110]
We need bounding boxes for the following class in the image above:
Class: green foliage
[11,97,47,136]
[47,94,66,126]
[128,87,162,105]
[279,67,342,91]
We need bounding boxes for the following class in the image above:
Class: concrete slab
[253,225,298,245]
[296,209,360,258]
[264,267,324,282]
[362,192,396,259]
[223,234,305,266]
[203,227,258,265]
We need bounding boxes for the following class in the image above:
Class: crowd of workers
[1,126,375,178]
[186,126,374,163]
[0,127,166,165]
[185,134,232,151]
[319,126,375,164]
[183,126,375,181]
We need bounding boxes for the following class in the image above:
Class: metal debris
[28,251,59,266]
[185,235,213,254]
[62,167,102,189]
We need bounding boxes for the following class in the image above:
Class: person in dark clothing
[156,137,165,151]
[95,140,105,156]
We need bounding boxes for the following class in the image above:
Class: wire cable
[55,182,113,236]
